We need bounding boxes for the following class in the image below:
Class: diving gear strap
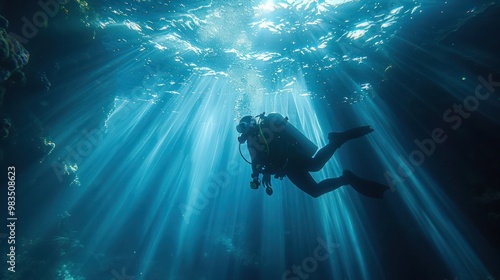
[257,115,270,156]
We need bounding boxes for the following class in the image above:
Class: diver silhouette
[237,112,389,198]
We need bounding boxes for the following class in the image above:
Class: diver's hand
[262,173,272,188]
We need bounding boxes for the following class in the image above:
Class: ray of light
[356,96,491,278]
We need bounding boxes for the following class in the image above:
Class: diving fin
[328,126,374,148]
[343,170,389,199]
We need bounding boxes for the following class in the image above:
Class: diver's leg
[307,126,374,172]
[343,170,389,199]
[307,143,337,172]
[287,169,388,198]
[315,177,350,197]
[287,165,389,198]
[328,126,374,148]
[286,168,349,198]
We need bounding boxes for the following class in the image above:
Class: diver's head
[236,115,256,134]
[236,115,257,144]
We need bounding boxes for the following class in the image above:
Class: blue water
[1,0,500,279]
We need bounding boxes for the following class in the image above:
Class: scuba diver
[237,112,389,198]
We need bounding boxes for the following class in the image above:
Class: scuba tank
[239,112,318,196]
[264,113,318,158]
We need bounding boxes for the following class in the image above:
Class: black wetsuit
[247,114,346,198]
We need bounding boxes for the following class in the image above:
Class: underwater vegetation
[1,115,10,139]
[0,14,30,166]
[1,213,85,280]
[0,211,135,280]
[0,15,29,83]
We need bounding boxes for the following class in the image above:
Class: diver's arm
[251,162,260,178]
[262,173,271,188]
[249,152,264,190]
[247,136,263,178]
